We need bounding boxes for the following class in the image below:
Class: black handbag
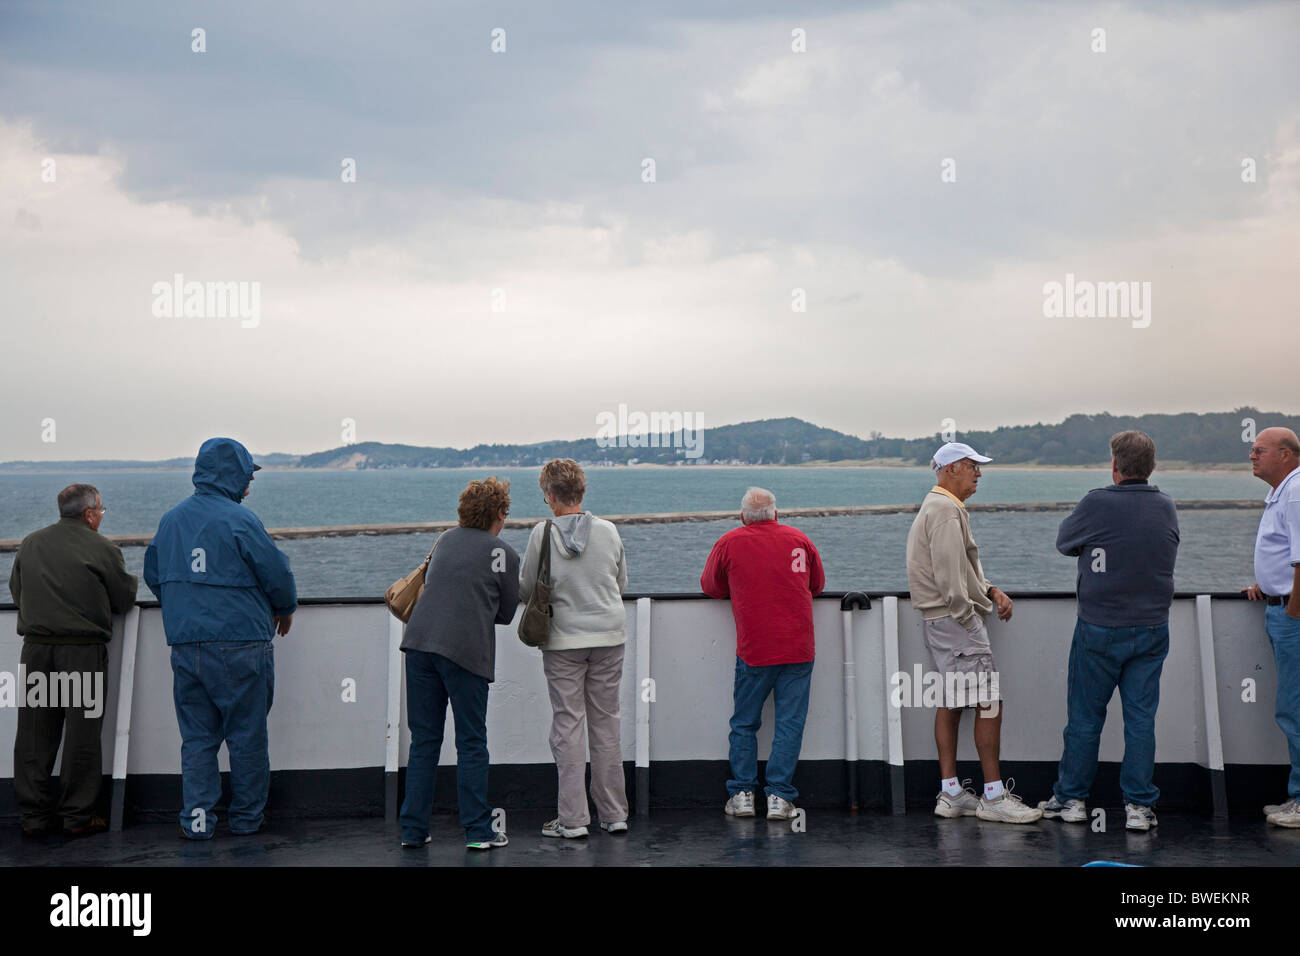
[517,519,553,647]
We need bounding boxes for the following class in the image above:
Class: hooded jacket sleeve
[143,541,159,597]
[235,519,297,615]
[519,522,543,604]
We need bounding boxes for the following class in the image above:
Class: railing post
[109,605,142,831]
[882,596,906,814]
[1195,595,1228,819]
[635,597,651,818]
[385,614,404,823]
[840,592,872,812]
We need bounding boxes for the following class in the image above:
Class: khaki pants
[541,644,628,827]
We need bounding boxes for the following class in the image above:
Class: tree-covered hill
[3,409,1292,470]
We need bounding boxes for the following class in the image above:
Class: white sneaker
[1038,795,1088,823]
[766,793,798,820]
[1264,798,1296,817]
[541,818,588,839]
[934,779,979,818]
[975,780,1043,824]
[724,791,755,817]
[1267,803,1300,828]
[1125,803,1158,831]
[600,820,628,834]
[466,831,509,850]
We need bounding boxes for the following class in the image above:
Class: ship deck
[5,809,1299,868]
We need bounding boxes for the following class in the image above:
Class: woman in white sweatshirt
[520,459,629,838]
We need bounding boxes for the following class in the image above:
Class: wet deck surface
[5,810,1300,866]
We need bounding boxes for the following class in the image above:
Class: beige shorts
[921,615,1001,709]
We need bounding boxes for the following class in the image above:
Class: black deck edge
[0,759,1288,822]
[889,764,906,816]
[1211,768,1229,820]
[635,766,649,819]
[109,778,126,832]
[384,770,397,823]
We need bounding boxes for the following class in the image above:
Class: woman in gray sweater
[399,477,519,850]
[519,459,629,838]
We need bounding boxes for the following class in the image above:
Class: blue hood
[192,437,256,502]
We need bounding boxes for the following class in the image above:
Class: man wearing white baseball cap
[905,442,1042,823]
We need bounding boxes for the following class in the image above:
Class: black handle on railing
[840,591,872,611]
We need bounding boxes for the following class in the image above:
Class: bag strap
[419,531,442,570]
[536,520,552,587]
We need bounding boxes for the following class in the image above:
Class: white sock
[984,780,1004,800]
[942,777,963,796]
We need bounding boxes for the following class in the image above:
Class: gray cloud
[4,1,1295,270]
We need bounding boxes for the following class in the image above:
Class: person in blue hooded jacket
[144,437,297,840]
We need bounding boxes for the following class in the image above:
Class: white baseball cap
[932,442,993,470]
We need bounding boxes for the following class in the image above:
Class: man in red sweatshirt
[701,487,825,821]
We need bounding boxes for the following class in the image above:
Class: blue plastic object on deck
[1083,861,1141,867]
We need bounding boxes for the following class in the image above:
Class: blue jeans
[1053,619,1168,807]
[399,651,493,843]
[1265,604,1300,798]
[171,641,275,838]
[727,656,813,802]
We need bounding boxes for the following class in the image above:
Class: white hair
[740,487,776,522]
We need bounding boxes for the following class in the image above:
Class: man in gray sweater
[1038,430,1179,832]
[398,477,520,850]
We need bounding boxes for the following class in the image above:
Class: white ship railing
[0,593,1279,827]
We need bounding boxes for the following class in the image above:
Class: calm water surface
[0,467,1265,599]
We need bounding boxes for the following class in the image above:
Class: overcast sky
[2,0,1297,460]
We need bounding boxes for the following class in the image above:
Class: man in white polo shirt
[906,442,1041,824]
[1242,426,1300,827]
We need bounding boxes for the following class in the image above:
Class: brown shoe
[21,821,58,838]
[66,817,109,838]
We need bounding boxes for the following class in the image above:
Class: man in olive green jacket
[9,484,137,837]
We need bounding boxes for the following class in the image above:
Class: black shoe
[21,821,58,839]
[65,817,108,838]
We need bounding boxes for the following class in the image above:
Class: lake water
[0,466,1266,600]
